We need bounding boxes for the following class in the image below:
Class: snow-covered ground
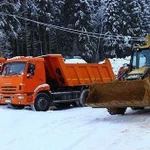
[2,57,150,150]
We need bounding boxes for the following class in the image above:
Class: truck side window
[27,63,35,75]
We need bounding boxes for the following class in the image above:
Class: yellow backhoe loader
[87,35,150,115]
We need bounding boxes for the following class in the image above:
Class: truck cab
[0,57,49,109]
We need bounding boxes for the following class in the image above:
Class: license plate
[5,99,11,103]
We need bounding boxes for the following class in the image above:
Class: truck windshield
[132,49,150,68]
[2,62,26,75]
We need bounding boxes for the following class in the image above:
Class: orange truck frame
[0,54,115,111]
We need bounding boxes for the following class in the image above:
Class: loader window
[139,54,146,67]
[132,49,150,68]
[132,54,136,68]
[2,62,26,75]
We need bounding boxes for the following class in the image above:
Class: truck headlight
[18,95,24,100]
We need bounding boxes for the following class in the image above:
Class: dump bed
[41,54,115,87]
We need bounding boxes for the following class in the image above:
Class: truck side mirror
[27,63,35,75]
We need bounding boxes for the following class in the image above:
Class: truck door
[25,62,46,93]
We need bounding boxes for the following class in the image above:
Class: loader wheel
[33,93,51,111]
[79,89,89,107]
[131,107,145,110]
[10,104,25,109]
[107,107,127,115]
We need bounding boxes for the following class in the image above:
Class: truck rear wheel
[107,107,127,115]
[33,93,51,111]
[79,89,89,107]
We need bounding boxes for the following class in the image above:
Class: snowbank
[109,56,130,75]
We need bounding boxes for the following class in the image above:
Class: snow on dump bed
[64,58,87,64]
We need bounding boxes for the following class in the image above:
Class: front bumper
[0,93,33,105]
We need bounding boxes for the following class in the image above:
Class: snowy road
[0,105,150,150]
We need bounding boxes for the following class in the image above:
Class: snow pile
[99,56,130,75]
[109,56,130,75]
[64,58,87,64]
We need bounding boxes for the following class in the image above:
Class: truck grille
[1,86,17,94]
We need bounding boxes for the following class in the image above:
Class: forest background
[0,0,150,62]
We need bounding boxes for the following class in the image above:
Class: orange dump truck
[0,54,115,111]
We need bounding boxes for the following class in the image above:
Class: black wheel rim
[37,97,48,110]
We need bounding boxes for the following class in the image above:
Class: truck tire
[79,89,89,107]
[10,104,25,109]
[33,93,51,111]
[107,107,127,115]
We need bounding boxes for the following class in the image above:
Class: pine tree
[35,0,62,55]
[0,30,11,58]
[61,0,95,62]
[0,0,21,57]
[139,0,150,33]
[91,0,106,61]
[103,0,147,58]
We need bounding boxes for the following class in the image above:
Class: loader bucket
[87,77,150,108]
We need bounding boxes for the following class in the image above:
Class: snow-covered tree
[18,0,39,56]
[0,0,21,57]
[139,0,150,33]
[0,30,11,58]
[0,0,149,59]
[91,0,106,61]
[35,0,62,55]
[103,0,147,58]
[60,0,95,62]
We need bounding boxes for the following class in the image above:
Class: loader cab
[131,48,150,69]
[126,48,150,80]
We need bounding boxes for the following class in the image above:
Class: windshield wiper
[9,72,19,76]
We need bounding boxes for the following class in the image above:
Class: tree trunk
[73,36,78,56]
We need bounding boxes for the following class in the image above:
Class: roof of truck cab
[6,56,44,62]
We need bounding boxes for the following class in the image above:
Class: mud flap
[87,77,150,108]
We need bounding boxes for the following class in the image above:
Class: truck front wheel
[33,93,51,111]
